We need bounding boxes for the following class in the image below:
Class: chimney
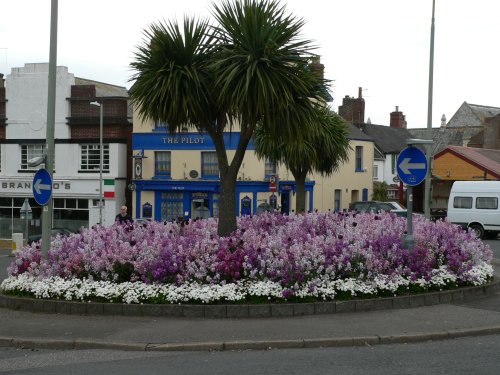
[338,87,365,124]
[390,106,407,128]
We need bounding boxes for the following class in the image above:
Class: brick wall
[70,124,130,139]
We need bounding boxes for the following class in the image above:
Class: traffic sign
[32,168,52,205]
[397,147,428,186]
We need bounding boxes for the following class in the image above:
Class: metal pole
[424,0,436,220]
[99,102,103,225]
[42,0,58,258]
[24,199,28,245]
[404,186,415,250]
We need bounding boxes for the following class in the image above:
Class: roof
[356,123,413,154]
[446,102,500,129]
[347,124,373,142]
[75,77,128,97]
[435,145,500,178]
[409,127,465,155]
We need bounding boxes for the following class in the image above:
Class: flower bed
[0,211,493,304]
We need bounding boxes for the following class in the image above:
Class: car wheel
[469,224,484,239]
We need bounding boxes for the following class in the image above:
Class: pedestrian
[115,205,133,223]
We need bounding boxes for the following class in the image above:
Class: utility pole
[424,0,436,219]
[41,0,58,258]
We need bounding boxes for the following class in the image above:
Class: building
[0,63,131,244]
[432,145,500,211]
[353,107,414,202]
[130,111,374,221]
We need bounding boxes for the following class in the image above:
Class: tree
[130,0,327,236]
[254,106,351,213]
[372,181,389,201]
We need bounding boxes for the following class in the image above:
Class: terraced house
[131,110,374,221]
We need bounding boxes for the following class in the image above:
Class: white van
[447,181,500,239]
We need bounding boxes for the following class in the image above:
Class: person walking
[115,205,133,223]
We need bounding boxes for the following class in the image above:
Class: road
[1,334,500,375]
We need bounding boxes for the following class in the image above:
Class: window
[202,152,219,178]
[161,192,184,222]
[154,122,168,131]
[20,144,46,170]
[453,196,472,209]
[391,154,396,174]
[476,197,498,210]
[373,165,378,179]
[265,159,277,178]
[80,144,109,171]
[155,151,171,177]
[355,146,363,171]
[334,189,341,211]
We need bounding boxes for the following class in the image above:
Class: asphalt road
[1,334,500,375]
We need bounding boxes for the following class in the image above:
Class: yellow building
[131,113,374,221]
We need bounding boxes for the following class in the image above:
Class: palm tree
[130,0,327,236]
[254,106,351,212]
[372,181,389,201]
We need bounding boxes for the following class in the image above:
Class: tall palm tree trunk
[217,169,238,236]
[294,172,307,213]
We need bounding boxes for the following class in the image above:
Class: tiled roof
[446,102,500,128]
[347,124,373,142]
[435,145,500,178]
[357,124,412,154]
[409,127,465,155]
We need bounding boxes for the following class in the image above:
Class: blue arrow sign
[32,168,53,205]
[396,147,428,186]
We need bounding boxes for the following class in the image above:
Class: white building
[0,63,131,244]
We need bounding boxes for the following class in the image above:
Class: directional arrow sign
[32,168,53,205]
[396,147,428,186]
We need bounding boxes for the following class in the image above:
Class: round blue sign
[32,168,53,205]
[396,147,428,186]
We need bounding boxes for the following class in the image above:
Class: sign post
[397,146,428,250]
[20,198,32,245]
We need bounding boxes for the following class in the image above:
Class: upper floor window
[154,122,168,131]
[155,151,171,177]
[373,165,378,179]
[355,146,363,171]
[80,144,109,171]
[201,152,219,178]
[265,159,277,178]
[20,144,46,170]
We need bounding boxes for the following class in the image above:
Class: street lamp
[90,100,103,225]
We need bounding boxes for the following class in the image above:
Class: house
[0,63,131,245]
[339,88,412,203]
[130,112,374,221]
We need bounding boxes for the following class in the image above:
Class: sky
[1,0,499,129]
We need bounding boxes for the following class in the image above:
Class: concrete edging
[1,278,498,318]
[2,325,500,352]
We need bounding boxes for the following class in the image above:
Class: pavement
[0,254,500,352]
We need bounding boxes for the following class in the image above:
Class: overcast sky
[1,0,498,128]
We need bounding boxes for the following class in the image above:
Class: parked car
[27,228,73,245]
[349,201,408,217]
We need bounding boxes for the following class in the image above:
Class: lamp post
[424,0,436,219]
[90,100,103,225]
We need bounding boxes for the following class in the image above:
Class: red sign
[269,182,276,192]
